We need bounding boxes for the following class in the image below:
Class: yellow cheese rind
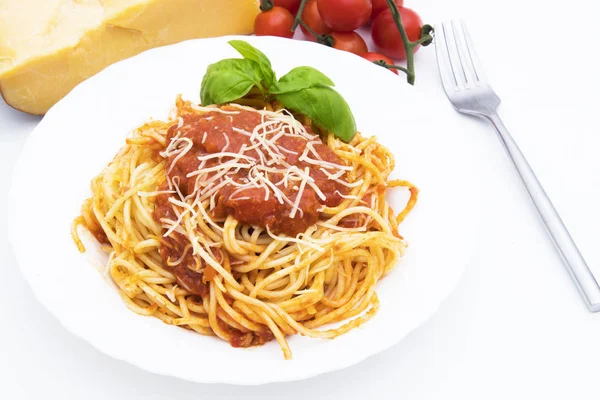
[0,0,260,115]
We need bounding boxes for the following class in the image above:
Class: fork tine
[435,19,501,114]
[451,19,478,86]
[440,20,467,88]
[434,22,458,92]
[457,20,488,84]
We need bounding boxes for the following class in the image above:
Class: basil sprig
[200,59,262,106]
[270,66,334,94]
[200,40,356,142]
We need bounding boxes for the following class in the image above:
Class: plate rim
[8,35,479,385]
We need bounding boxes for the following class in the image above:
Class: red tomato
[370,0,404,22]
[331,32,368,55]
[317,0,372,31]
[274,0,302,14]
[254,7,295,38]
[301,0,333,40]
[372,7,422,59]
[361,52,398,74]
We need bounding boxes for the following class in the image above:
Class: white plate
[9,36,478,385]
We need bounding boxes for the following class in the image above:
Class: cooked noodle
[72,96,418,359]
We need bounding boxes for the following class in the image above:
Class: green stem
[298,20,318,38]
[260,0,274,11]
[373,60,410,74]
[412,35,432,47]
[384,64,410,74]
[385,0,416,84]
[291,0,309,32]
[298,20,334,47]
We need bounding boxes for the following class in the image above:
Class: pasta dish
[73,96,417,359]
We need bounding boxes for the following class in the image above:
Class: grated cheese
[159,104,360,245]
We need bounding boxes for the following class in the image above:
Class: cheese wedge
[0,0,260,115]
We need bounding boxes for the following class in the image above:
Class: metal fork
[435,19,600,312]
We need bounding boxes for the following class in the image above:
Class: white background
[2,0,600,398]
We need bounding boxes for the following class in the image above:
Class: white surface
[8,35,476,384]
[1,0,599,397]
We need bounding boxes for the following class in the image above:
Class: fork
[435,19,600,312]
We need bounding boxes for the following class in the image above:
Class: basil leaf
[200,59,261,105]
[199,41,357,142]
[271,66,335,94]
[228,40,276,89]
[276,86,356,142]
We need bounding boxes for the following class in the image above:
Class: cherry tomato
[372,7,422,59]
[331,32,368,55]
[274,0,302,14]
[317,0,372,31]
[361,52,398,74]
[370,0,403,22]
[254,6,295,38]
[301,0,333,40]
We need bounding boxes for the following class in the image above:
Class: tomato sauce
[154,107,349,300]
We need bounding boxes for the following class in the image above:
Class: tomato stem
[385,0,415,84]
[385,0,434,85]
[291,0,309,32]
[412,35,433,47]
[374,61,409,74]
[298,20,334,47]
[260,0,274,12]
[420,25,435,46]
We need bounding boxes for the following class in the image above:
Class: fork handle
[485,111,600,312]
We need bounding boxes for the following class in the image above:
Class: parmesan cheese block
[0,0,260,115]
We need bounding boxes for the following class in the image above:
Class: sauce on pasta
[154,107,352,302]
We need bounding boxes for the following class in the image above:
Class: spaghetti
[73,96,418,359]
